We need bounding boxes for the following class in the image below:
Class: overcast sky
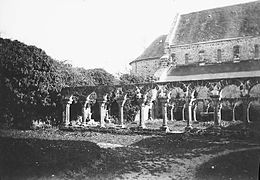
[0,0,256,75]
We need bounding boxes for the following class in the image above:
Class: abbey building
[129,1,260,81]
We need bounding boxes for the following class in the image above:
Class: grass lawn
[0,120,260,180]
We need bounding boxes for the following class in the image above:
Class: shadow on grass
[131,134,214,154]
[195,149,260,180]
[0,137,125,179]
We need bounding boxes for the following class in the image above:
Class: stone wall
[170,36,260,65]
[130,58,161,77]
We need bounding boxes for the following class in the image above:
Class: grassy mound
[195,149,260,180]
[0,137,121,179]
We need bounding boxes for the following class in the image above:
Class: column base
[81,122,87,126]
[185,125,193,131]
[137,125,147,130]
[193,120,199,124]
[160,125,169,132]
[121,124,126,129]
[100,124,106,128]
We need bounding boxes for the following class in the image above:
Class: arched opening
[249,101,260,122]
[254,44,259,59]
[70,97,82,125]
[169,87,185,121]
[249,84,260,122]
[109,100,119,124]
[233,101,243,121]
[91,102,100,122]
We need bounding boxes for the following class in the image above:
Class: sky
[0,0,257,75]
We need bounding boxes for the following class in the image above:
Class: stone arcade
[61,75,260,131]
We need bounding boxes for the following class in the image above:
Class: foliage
[119,73,157,85]
[0,38,116,128]
[85,68,115,86]
[118,73,158,122]
[0,38,63,128]
[119,73,145,85]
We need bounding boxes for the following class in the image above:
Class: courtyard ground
[0,120,260,180]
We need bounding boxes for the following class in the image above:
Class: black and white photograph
[0,0,260,179]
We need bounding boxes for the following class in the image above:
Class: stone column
[193,103,198,122]
[210,95,221,128]
[117,96,127,128]
[232,102,237,122]
[149,102,155,120]
[247,102,252,123]
[140,102,146,128]
[218,102,223,124]
[62,98,73,126]
[170,103,175,121]
[182,103,187,121]
[185,98,193,130]
[159,97,169,131]
[79,100,87,125]
[86,103,92,121]
[241,96,250,125]
[97,99,107,128]
[138,97,146,129]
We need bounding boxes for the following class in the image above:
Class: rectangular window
[255,44,259,59]
[199,50,205,62]
[233,45,240,59]
[185,53,189,64]
[217,49,222,61]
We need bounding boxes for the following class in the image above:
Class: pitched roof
[161,60,260,82]
[171,1,260,45]
[130,35,167,64]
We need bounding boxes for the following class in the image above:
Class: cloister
[61,76,260,131]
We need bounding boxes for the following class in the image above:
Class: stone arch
[233,100,243,121]
[219,84,242,121]
[69,96,83,125]
[191,86,209,121]
[108,100,119,123]
[247,100,260,122]
[248,84,260,122]
[140,87,159,121]
[169,87,185,120]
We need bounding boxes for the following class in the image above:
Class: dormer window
[233,45,240,59]
[255,44,259,59]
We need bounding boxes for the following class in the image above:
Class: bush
[0,38,118,129]
[0,38,63,128]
